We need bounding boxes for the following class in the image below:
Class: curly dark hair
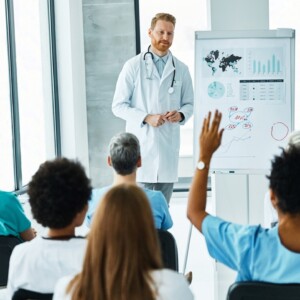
[267,146,300,214]
[28,158,92,229]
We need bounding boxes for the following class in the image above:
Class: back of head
[268,146,300,214]
[70,184,162,300]
[28,157,92,228]
[151,12,176,29]
[109,132,140,175]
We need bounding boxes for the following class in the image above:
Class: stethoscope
[143,45,176,94]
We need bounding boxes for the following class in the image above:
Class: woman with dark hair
[188,110,300,283]
[54,184,193,300]
[7,158,92,298]
[264,130,300,227]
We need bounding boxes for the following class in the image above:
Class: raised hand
[199,110,224,163]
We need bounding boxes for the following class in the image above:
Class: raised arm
[187,110,224,232]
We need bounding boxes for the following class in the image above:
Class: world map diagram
[203,50,242,76]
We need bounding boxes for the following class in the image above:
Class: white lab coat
[112,50,194,183]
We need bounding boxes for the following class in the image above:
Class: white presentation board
[194,29,295,171]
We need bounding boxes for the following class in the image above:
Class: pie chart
[208,81,225,99]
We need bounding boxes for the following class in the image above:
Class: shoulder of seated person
[151,269,187,282]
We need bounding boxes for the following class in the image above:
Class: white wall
[54,0,90,173]
[210,0,269,30]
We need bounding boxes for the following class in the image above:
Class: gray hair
[109,132,141,175]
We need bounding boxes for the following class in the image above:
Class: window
[269,0,300,130]
[0,0,14,190]
[0,0,59,191]
[139,0,208,157]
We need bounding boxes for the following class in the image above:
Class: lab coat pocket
[127,119,149,146]
[171,123,180,153]
[168,81,182,111]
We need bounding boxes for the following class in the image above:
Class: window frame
[4,0,61,193]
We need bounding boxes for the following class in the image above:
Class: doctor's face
[148,20,174,56]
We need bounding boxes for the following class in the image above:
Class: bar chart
[247,48,283,76]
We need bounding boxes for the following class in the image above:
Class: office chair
[157,229,179,271]
[12,289,53,300]
[227,281,300,300]
[0,235,21,287]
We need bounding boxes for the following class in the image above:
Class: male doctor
[112,12,194,203]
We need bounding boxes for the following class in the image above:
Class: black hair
[267,146,300,214]
[28,157,92,228]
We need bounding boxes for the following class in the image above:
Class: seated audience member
[54,184,193,300]
[187,110,300,282]
[6,158,92,298]
[0,190,35,241]
[86,132,173,230]
[264,130,300,228]
[263,190,278,228]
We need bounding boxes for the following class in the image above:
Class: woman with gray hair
[85,132,173,230]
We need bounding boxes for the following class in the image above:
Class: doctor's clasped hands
[144,110,183,127]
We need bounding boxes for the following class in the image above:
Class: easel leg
[182,222,193,274]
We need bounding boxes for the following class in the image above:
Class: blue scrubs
[0,191,31,239]
[202,215,300,282]
[86,186,173,230]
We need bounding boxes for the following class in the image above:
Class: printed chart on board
[194,32,294,171]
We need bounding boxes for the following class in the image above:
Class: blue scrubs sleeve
[85,187,111,227]
[160,198,173,230]
[202,215,259,280]
[0,192,31,237]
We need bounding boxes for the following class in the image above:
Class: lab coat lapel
[150,58,160,80]
[161,54,175,82]
[144,53,160,80]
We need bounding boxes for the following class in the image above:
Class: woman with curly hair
[7,158,92,298]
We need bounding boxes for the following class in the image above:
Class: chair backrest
[12,289,53,300]
[227,281,300,300]
[157,229,179,271]
[0,235,22,287]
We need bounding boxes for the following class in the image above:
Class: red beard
[152,40,171,52]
